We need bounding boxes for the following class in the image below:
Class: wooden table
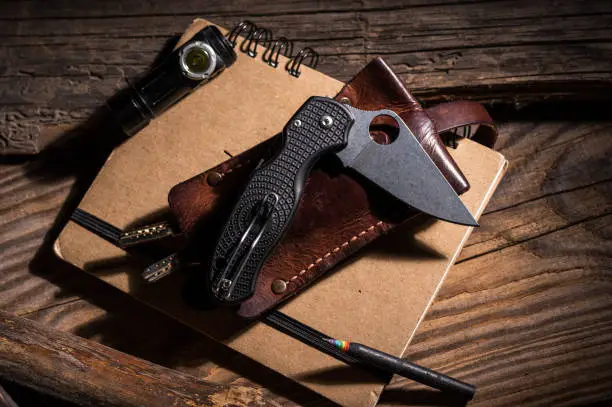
[1,1,611,405]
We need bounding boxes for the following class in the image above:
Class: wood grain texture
[0,309,273,407]
[20,290,327,407]
[393,216,612,407]
[460,120,612,260]
[1,117,610,406]
[0,0,611,406]
[1,0,611,153]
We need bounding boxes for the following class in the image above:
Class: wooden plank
[17,179,612,406]
[0,0,609,23]
[21,294,324,407]
[460,120,612,260]
[0,117,609,406]
[0,309,275,407]
[460,178,612,261]
[1,0,611,153]
[481,122,612,212]
[1,118,609,318]
[0,0,610,404]
[3,5,611,91]
[388,214,612,407]
[0,0,361,18]
[20,216,612,407]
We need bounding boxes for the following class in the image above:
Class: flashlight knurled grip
[107,25,237,137]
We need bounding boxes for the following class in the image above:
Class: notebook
[54,18,508,406]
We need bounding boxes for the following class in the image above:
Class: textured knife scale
[210,98,354,303]
[169,58,497,318]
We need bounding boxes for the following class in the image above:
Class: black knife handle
[209,97,354,304]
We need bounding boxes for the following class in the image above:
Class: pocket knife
[209,96,478,304]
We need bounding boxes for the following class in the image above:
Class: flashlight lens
[184,47,211,75]
[179,41,218,80]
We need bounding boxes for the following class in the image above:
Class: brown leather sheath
[168,58,497,318]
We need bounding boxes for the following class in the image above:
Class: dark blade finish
[336,107,478,227]
[209,97,477,304]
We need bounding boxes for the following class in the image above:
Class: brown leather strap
[335,58,470,194]
[426,101,498,148]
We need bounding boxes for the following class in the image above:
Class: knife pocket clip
[213,193,279,300]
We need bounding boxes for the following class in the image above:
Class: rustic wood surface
[2,0,612,154]
[0,0,611,406]
[0,309,269,407]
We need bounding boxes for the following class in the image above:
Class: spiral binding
[227,20,319,76]
[286,47,319,77]
[264,37,293,68]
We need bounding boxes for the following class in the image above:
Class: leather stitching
[288,220,385,282]
[216,158,388,285]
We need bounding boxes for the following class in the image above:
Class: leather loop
[426,101,498,148]
[335,58,470,194]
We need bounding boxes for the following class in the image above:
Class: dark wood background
[1,0,611,406]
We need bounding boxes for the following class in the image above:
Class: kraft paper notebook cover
[54,19,508,406]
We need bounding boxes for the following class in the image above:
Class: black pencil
[326,338,476,400]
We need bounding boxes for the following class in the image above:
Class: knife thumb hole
[369,114,399,145]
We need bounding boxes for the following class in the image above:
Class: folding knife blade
[336,107,479,227]
[209,96,476,304]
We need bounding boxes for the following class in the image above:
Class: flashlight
[107,26,237,137]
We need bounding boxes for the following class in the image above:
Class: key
[118,221,177,248]
[142,253,181,283]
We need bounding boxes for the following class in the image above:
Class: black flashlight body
[107,26,237,136]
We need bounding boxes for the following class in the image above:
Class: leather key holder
[168,57,497,318]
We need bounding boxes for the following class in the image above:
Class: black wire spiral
[226,20,319,76]
[263,37,293,68]
[286,46,319,77]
